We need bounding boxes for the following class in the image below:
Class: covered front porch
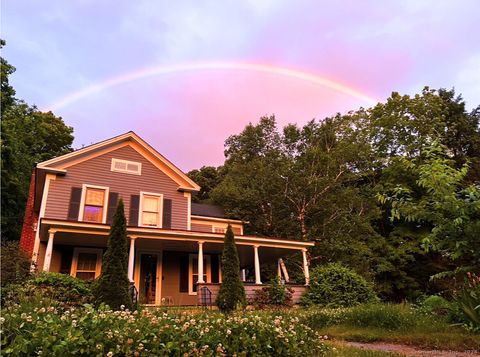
[37,219,314,306]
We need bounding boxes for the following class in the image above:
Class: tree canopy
[1,40,74,241]
[195,88,479,300]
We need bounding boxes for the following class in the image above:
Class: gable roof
[37,131,200,192]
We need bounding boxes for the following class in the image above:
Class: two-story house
[20,132,313,305]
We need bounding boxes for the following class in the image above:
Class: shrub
[92,200,132,310]
[0,241,32,288]
[455,272,480,332]
[216,225,246,312]
[1,303,329,356]
[301,263,377,307]
[252,278,293,308]
[3,272,93,308]
[417,295,451,316]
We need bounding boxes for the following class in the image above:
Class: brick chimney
[19,168,38,257]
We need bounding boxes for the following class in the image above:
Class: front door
[139,253,161,304]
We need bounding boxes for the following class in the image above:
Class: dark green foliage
[92,200,132,310]
[454,273,480,332]
[1,42,74,241]
[3,272,93,308]
[302,263,378,307]
[252,278,293,308]
[187,166,225,203]
[216,225,246,312]
[0,241,32,288]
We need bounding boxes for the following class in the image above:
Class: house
[20,132,313,305]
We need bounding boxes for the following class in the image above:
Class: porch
[37,219,313,306]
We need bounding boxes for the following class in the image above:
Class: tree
[1,41,74,241]
[92,200,132,310]
[378,142,480,272]
[216,225,246,312]
[187,166,225,203]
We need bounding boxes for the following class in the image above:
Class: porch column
[197,241,205,283]
[127,236,137,282]
[43,229,56,272]
[302,248,310,285]
[254,245,262,284]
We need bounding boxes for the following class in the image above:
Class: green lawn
[298,304,480,352]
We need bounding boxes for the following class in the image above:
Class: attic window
[111,159,142,175]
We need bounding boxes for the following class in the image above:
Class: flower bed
[1,302,328,356]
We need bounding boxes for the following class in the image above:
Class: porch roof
[40,218,314,251]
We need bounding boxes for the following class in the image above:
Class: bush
[417,295,451,316]
[455,272,480,332]
[216,225,246,312]
[252,278,293,308]
[1,303,329,356]
[0,241,32,288]
[3,272,93,308]
[301,263,378,307]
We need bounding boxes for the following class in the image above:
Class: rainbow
[46,62,378,111]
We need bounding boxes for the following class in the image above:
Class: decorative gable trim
[36,131,200,192]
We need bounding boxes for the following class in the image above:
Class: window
[188,254,211,295]
[71,248,102,280]
[111,158,142,175]
[139,192,163,228]
[79,185,109,223]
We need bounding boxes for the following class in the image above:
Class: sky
[2,0,479,171]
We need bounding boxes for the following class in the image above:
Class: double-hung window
[71,248,102,280]
[80,185,109,223]
[139,192,163,228]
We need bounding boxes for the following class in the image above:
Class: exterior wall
[191,223,212,233]
[20,169,38,256]
[161,251,198,305]
[191,219,243,235]
[197,283,308,305]
[45,145,188,230]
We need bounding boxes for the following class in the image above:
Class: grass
[300,304,480,352]
[324,343,403,357]
[319,325,479,351]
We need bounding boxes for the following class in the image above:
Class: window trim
[78,184,109,224]
[70,247,103,279]
[188,254,211,295]
[111,158,142,175]
[138,191,163,228]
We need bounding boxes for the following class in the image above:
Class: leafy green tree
[216,225,246,312]
[379,141,480,272]
[92,200,132,310]
[1,39,16,114]
[187,166,225,203]
[1,42,74,241]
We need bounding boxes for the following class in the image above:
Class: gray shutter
[163,198,172,229]
[129,195,140,226]
[179,254,189,292]
[106,192,119,224]
[67,187,82,220]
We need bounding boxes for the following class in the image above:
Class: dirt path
[342,341,480,357]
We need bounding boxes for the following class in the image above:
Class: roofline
[36,131,200,191]
[40,218,315,249]
[191,215,244,224]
